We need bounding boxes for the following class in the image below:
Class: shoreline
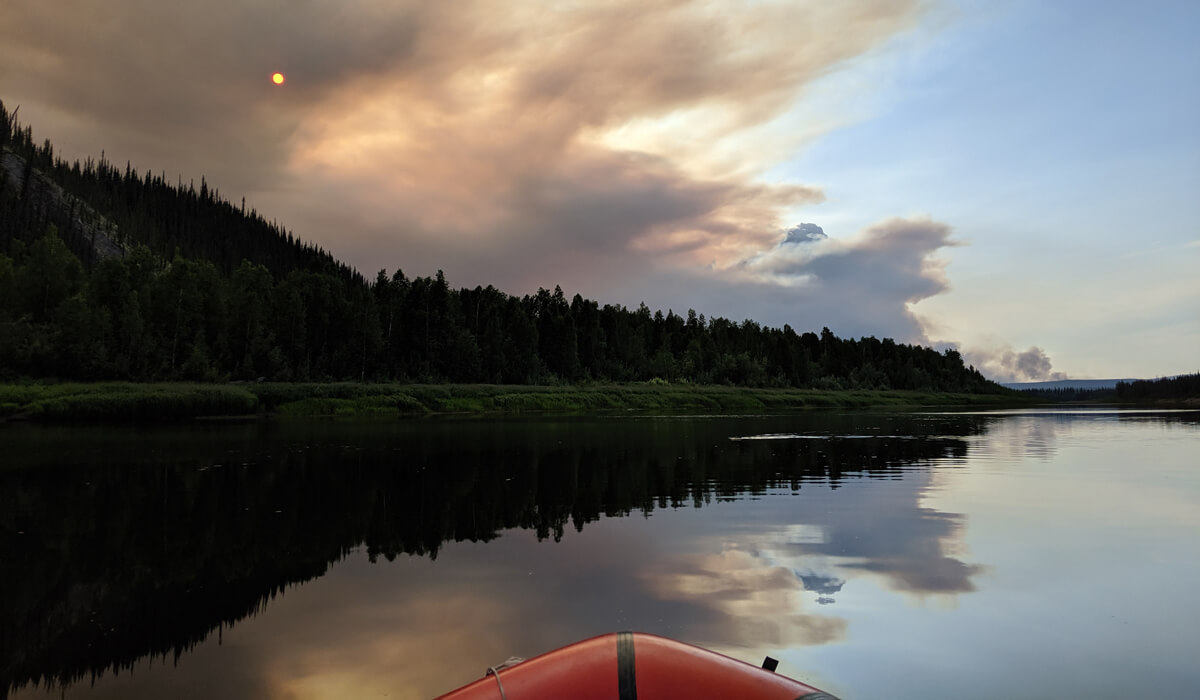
[0,381,1030,422]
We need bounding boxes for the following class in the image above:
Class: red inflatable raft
[434,631,838,699]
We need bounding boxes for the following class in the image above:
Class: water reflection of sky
[9,466,984,698]
[7,410,1200,699]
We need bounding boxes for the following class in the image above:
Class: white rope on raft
[485,656,525,700]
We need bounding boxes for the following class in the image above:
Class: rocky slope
[1,147,126,262]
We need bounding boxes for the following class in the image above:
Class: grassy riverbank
[0,381,1028,422]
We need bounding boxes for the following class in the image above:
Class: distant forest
[1115,374,1200,401]
[0,99,1001,392]
[1013,387,1114,402]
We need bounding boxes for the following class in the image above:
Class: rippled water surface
[3,408,1198,698]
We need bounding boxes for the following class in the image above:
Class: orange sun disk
[271,72,286,85]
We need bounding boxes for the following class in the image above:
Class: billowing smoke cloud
[966,345,1068,383]
[1,0,956,342]
[784,223,829,244]
[707,216,958,341]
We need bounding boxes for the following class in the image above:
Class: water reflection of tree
[0,417,979,697]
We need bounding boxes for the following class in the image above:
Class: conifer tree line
[1014,386,1114,402]
[0,99,1000,391]
[1115,373,1199,401]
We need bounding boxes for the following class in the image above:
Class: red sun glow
[271,72,286,85]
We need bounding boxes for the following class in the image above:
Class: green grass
[0,382,258,421]
[251,382,1024,417]
[0,381,1027,422]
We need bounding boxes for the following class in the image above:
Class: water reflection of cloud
[768,473,987,595]
[977,416,1062,461]
[5,417,992,699]
[642,547,847,648]
[10,472,982,699]
[959,410,1158,462]
[844,551,984,594]
[267,590,512,700]
[797,572,846,597]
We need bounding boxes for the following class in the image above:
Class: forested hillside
[0,99,1001,392]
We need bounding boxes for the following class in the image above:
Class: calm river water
[2,408,1198,699]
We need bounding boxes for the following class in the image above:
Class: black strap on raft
[617,631,638,700]
[762,656,780,672]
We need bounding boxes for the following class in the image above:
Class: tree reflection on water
[0,413,988,698]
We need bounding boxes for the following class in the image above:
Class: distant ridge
[1002,378,1139,391]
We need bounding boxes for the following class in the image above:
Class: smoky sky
[0,0,966,344]
[966,345,1068,383]
[598,216,958,341]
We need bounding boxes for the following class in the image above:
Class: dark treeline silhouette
[1016,387,1115,402]
[1115,373,1200,401]
[0,99,1000,392]
[0,415,985,697]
